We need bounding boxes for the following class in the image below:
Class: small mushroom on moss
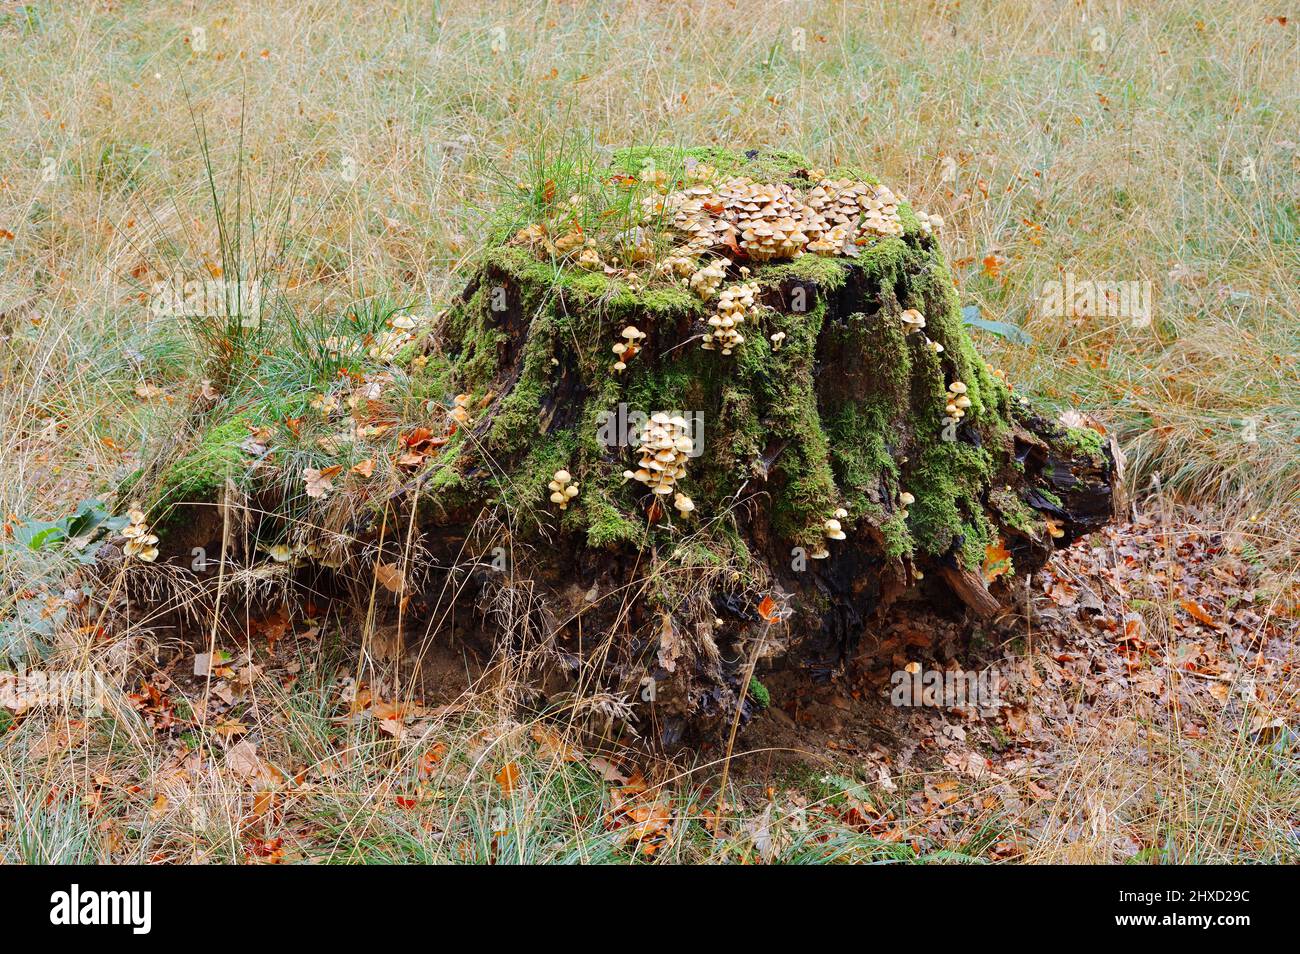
[900,308,926,333]
[809,544,830,560]
[823,517,846,541]
[611,325,647,372]
[547,469,579,510]
[944,381,969,421]
[688,257,729,299]
[449,393,473,425]
[916,211,944,235]
[897,491,915,520]
[703,281,758,355]
[673,492,695,516]
[926,338,944,354]
[769,331,786,351]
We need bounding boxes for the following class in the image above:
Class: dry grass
[0,0,1296,863]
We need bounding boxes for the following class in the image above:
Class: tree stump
[131,147,1118,747]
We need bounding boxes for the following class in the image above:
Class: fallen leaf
[495,761,522,794]
[375,562,404,593]
[983,537,1012,582]
[1180,599,1217,627]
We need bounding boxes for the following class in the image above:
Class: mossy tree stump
[133,148,1117,746]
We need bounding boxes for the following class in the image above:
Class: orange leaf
[418,743,448,778]
[1180,600,1216,627]
[375,562,404,593]
[351,458,375,477]
[757,595,781,623]
[495,761,521,794]
[982,537,1012,583]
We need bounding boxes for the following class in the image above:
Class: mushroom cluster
[646,174,907,262]
[945,380,971,421]
[824,507,848,541]
[368,330,410,363]
[391,311,434,332]
[915,211,944,236]
[808,507,850,561]
[612,324,647,372]
[656,253,697,280]
[805,179,904,239]
[702,281,758,355]
[897,491,915,520]
[122,509,159,563]
[548,469,579,510]
[688,257,728,299]
[450,393,473,426]
[901,307,946,353]
[624,413,693,496]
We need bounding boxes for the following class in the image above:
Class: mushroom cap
[550,491,566,504]
[899,492,916,506]
[553,469,571,483]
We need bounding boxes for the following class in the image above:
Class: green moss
[585,496,643,549]
[613,146,821,185]
[879,513,914,559]
[908,440,997,567]
[989,486,1041,536]
[747,677,771,709]
[763,298,839,547]
[155,414,252,508]
[758,255,850,289]
[1036,487,1064,508]
[1061,425,1106,460]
